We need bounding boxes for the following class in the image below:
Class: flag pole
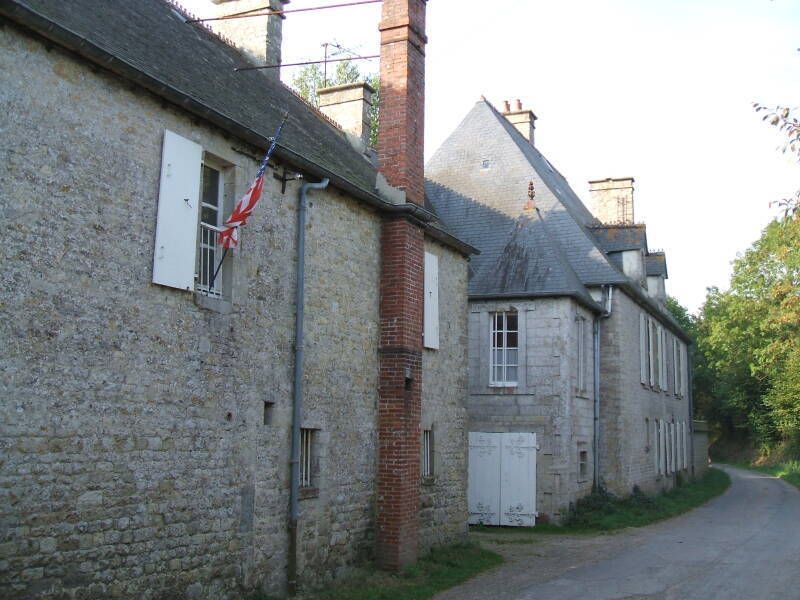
[207,111,289,292]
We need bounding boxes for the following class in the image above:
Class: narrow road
[438,466,800,600]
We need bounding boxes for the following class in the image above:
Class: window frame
[489,311,519,387]
[299,428,318,493]
[576,316,587,394]
[422,428,434,480]
[196,158,227,298]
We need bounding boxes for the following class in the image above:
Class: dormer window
[481,159,490,170]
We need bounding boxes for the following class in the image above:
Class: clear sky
[187,0,800,314]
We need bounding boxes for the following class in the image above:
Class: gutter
[0,3,476,258]
[593,285,613,489]
[288,178,329,596]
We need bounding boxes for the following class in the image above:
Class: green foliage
[753,103,799,217]
[731,461,800,491]
[288,542,501,600]
[290,60,380,146]
[558,469,730,531]
[695,214,800,449]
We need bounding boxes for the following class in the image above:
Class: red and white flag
[217,113,288,249]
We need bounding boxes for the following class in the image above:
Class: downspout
[288,177,329,595]
[593,285,613,490]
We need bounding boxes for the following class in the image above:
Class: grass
[473,468,731,535]
[729,461,800,490]
[244,542,503,600]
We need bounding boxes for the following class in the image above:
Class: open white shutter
[649,320,656,387]
[681,344,688,397]
[673,339,679,394]
[424,252,439,349]
[152,130,202,291]
[639,313,647,384]
[659,327,667,390]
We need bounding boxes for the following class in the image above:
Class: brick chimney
[317,82,375,147]
[376,0,427,572]
[503,99,537,145]
[209,0,287,78]
[589,177,635,225]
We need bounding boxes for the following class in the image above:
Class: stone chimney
[209,0,287,78]
[375,0,427,573]
[317,82,375,148]
[589,177,635,225]
[503,99,537,145]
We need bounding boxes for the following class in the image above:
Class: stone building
[426,99,693,522]
[0,0,475,598]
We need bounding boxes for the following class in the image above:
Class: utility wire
[235,54,378,72]
[187,0,381,24]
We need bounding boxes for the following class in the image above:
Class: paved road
[440,466,800,600]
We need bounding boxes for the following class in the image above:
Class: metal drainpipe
[288,177,329,596]
[593,285,613,490]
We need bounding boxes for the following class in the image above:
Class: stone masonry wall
[419,240,469,550]
[0,23,389,599]
[467,298,595,522]
[598,289,691,497]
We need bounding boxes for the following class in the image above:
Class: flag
[217,113,288,249]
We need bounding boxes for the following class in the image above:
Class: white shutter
[499,433,537,526]
[659,327,667,390]
[661,420,667,474]
[681,344,688,397]
[649,320,656,387]
[639,313,647,384]
[468,433,502,525]
[153,130,202,291]
[423,252,439,349]
[654,420,660,472]
[673,339,679,394]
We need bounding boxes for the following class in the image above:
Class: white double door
[468,432,537,526]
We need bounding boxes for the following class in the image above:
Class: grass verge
[729,461,800,490]
[473,467,730,535]
[245,542,503,600]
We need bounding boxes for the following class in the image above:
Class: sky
[187,0,800,314]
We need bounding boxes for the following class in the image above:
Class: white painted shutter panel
[681,344,688,397]
[423,252,439,349]
[673,339,679,394]
[499,433,537,526]
[654,420,659,472]
[659,327,667,390]
[649,320,656,387]
[468,433,502,525]
[153,130,202,290]
[683,422,688,470]
[661,420,667,474]
[639,313,647,384]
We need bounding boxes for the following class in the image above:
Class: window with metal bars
[490,312,519,386]
[422,429,434,478]
[300,428,314,488]
[197,162,226,298]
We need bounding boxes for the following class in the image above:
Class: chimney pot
[515,99,522,110]
[503,100,510,112]
[501,99,538,145]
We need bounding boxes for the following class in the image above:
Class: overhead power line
[235,54,379,72]
[186,0,381,24]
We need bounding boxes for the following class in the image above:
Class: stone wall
[466,298,595,522]
[420,240,469,549]
[0,22,468,599]
[597,289,692,497]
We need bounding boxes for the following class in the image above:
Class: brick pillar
[377,0,427,206]
[376,0,427,570]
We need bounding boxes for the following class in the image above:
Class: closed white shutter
[152,130,202,290]
[681,344,688,397]
[649,320,657,387]
[424,252,439,349]
[499,433,537,526]
[659,327,667,390]
[661,420,667,474]
[654,419,660,473]
[639,313,647,384]
[673,339,679,394]
[468,433,502,525]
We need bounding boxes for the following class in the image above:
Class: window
[640,313,649,384]
[578,446,588,481]
[490,312,518,386]
[197,162,225,297]
[576,316,587,393]
[422,429,434,478]
[649,319,658,388]
[300,428,315,489]
[153,130,232,299]
[424,252,439,349]
[655,419,662,475]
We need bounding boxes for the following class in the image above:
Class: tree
[291,60,380,146]
[754,103,800,217]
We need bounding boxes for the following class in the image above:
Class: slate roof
[425,99,688,339]
[589,224,648,253]
[646,252,668,278]
[4,0,383,195]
